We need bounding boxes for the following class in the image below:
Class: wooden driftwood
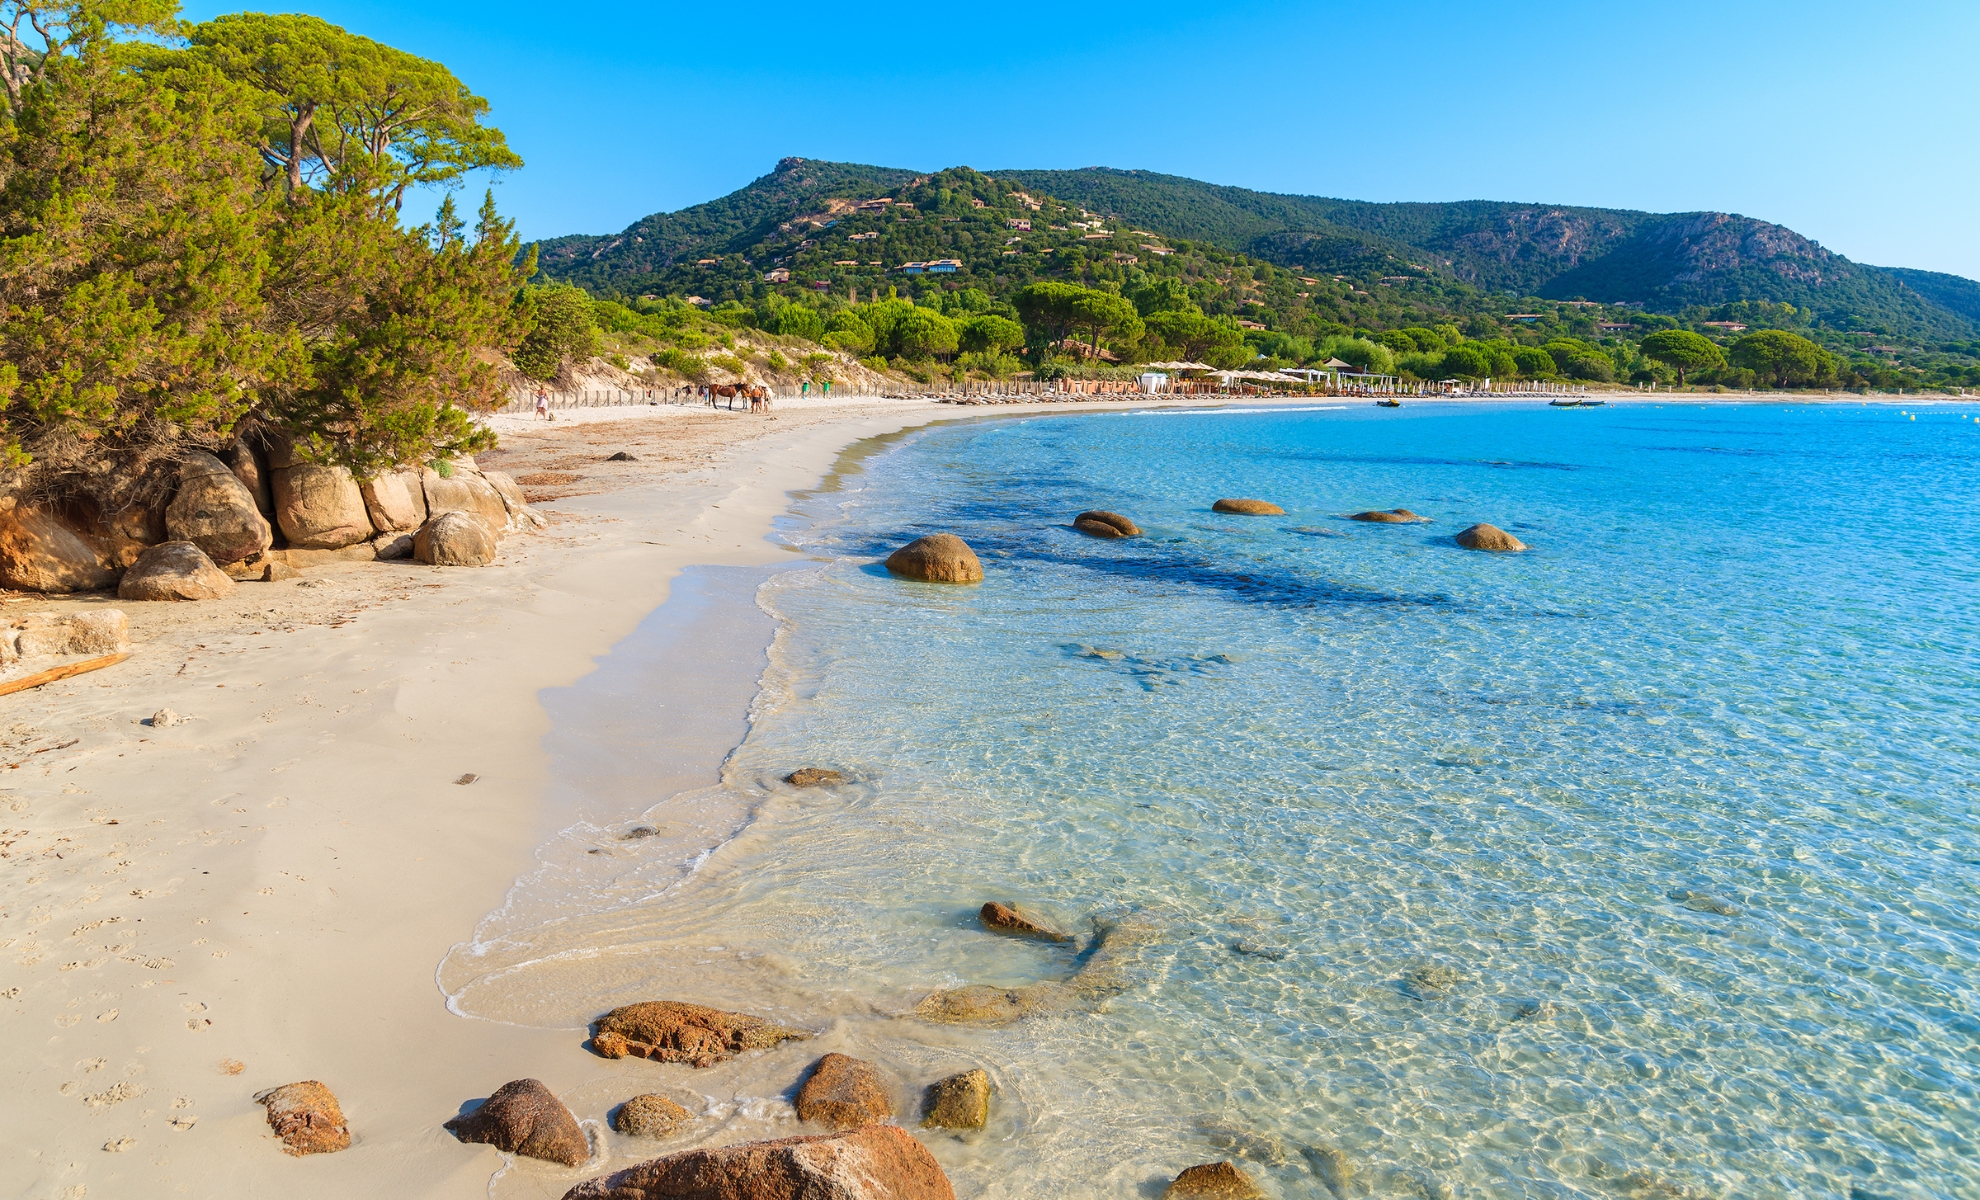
[0,652,131,698]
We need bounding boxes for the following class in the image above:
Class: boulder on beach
[12,610,129,659]
[414,512,497,567]
[785,767,849,788]
[1212,499,1283,516]
[483,470,529,523]
[559,1125,956,1200]
[444,1078,588,1167]
[921,1069,991,1131]
[612,1094,689,1139]
[1454,523,1527,552]
[1165,1161,1266,1199]
[360,470,427,533]
[979,902,1072,943]
[591,1000,809,1068]
[166,451,274,566]
[118,541,235,601]
[884,534,983,584]
[795,1053,892,1130]
[0,502,118,594]
[272,463,373,549]
[255,1081,351,1156]
[220,440,273,517]
[1074,510,1141,538]
[261,560,301,582]
[607,451,638,462]
[422,468,511,536]
[1348,508,1428,524]
[371,531,415,561]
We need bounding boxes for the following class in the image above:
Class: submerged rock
[1074,510,1141,538]
[1454,522,1527,551]
[1669,888,1741,916]
[921,1069,991,1130]
[591,1000,809,1068]
[1211,499,1284,516]
[620,825,661,841]
[795,1053,892,1130]
[612,1094,689,1138]
[1349,508,1428,523]
[980,901,1072,942]
[1231,940,1288,961]
[118,541,235,602]
[1402,963,1462,1000]
[444,1078,588,1166]
[1303,1143,1355,1200]
[918,912,1156,1025]
[560,1125,955,1200]
[1164,1161,1266,1198]
[255,1080,350,1156]
[785,767,849,788]
[884,534,983,584]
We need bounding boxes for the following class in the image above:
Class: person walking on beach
[801,380,809,399]
[534,388,548,421]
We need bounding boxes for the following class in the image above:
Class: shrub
[708,353,747,375]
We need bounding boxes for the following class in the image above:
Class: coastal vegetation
[0,0,531,504]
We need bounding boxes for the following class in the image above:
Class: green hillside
[1878,266,1980,328]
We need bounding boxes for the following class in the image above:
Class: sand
[0,392,1237,1200]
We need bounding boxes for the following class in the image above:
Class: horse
[710,383,740,410]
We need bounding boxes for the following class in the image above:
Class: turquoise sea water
[456,401,1980,1198]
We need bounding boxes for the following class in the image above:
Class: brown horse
[710,383,741,409]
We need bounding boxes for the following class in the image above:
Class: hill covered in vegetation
[538,159,1980,393]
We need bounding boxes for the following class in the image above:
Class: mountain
[995,168,1970,338]
[1875,266,1980,331]
[536,158,1976,341]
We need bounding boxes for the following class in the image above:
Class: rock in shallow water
[1164,1161,1265,1198]
[1349,508,1428,523]
[592,1000,809,1068]
[884,534,983,584]
[1454,522,1527,551]
[1402,963,1462,1000]
[921,1069,991,1130]
[795,1053,892,1130]
[444,1078,588,1166]
[560,1125,955,1200]
[1074,510,1141,538]
[785,767,849,788]
[1211,499,1284,516]
[980,901,1071,942]
[612,1094,689,1138]
[255,1080,350,1155]
[918,912,1157,1025]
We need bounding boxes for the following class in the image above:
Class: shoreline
[0,391,1239,1199]
[3,390,1964,1197]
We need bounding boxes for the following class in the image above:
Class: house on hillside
[972,198,986,208]
[927,259,962,273]
[850,231,879,241]
[1702,321,1748,332]
[1236,319,1267,331]
[898,262,928,275]
[1007,218,1032,231]
[1596,322,1630,333]
[856,198,893,211]
[810,280,832,291]
[696,259,718,267]
[763,268,790,283]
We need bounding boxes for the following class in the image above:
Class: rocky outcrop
[360,471,427,533]
[1212,499,1283,516]
[560,1125,955,1200]
[917,912,1155,1026]
[591,1000,809,1068]
[270,543,377,569]
[272,463,372,549]
[795,1054,892,1130]
[1455,523,1527,551]
[612,1094,689,1138]
[220,440,273,517]
[255,1081,351,1156]
[1164,1162,1265,1198]
[118,541,234,601]
[423,468,510,536]
[0,502,117,594]
[1348,508,1427,523]
[920,1070,990,1131]
[1074,510,1141,538]
[484,470,528,523]
[884,534,983,584]
[371,531,415,561]
[413,512,496,567]
[444,1078,589,1167]
[785,767,849,788]
[979,902,1071,943]
[166,451,273,566]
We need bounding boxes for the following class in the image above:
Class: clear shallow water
[449,402,1980,1199]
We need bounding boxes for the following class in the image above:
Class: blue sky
[181,0,1980,278]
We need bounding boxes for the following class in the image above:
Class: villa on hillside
[1007,218,1032,231]
[1702,321,1748,332]
[897,259,964,275]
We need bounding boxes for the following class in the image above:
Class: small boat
[1579,398,1607,407]
[1375,398,1401,408]
[1548,398,1582,408]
